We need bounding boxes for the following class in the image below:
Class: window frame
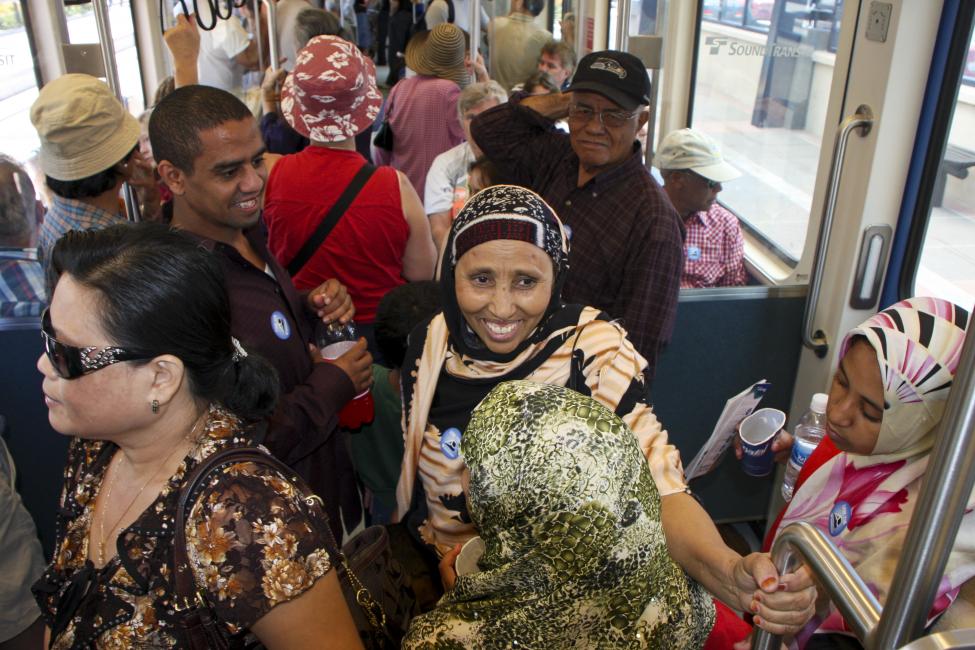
[897,7,975,300]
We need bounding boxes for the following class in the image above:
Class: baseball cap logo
[590,57,627,79]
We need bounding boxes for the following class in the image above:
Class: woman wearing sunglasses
[33,223,363,649]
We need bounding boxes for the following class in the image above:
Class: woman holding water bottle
[755,298,975,648]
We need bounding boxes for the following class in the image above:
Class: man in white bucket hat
[655,128,748,289]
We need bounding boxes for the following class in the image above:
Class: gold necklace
[95,411,207,565]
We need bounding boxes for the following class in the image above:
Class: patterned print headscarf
[439,184,570,363]
[402,381,713,649]
[394,185,685,555]
[778,297,975,643]
[840,296,968,459]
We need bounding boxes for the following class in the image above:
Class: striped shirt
[37,195,126,267]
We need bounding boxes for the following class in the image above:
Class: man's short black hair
[374,281,442,368]
[45,145,137,200]
[149,85,253,174]
[524,0,544,17]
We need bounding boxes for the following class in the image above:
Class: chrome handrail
[93,0,141,222]
[575,0,586,58]
[874,316,975,648]
[897,629,975,649]
[752,522,881,650]
[260,0,279,72]
[614,0,631,51]
[469,0,480,83]
[801,105,873,357]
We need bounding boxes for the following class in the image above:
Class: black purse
[373,119,394,151]
[173,447,417,649]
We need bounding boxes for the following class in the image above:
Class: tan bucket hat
[30,74,140,181]
[405,23,470,88]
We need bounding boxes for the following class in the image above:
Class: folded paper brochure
[684,379,771,481]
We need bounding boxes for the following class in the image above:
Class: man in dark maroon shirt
[149,85,372,534]
[471,50,683,381]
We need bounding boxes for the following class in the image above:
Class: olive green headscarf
[403,381,714,649]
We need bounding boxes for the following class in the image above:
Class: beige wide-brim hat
[405,24,470,89]
[30,74,140,181]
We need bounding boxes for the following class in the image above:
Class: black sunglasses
[41,309,153,380]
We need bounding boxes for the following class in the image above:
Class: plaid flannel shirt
[0,250,45,317]
[38,195,126,268]
[471,99,684,380]
[681,202,747,288]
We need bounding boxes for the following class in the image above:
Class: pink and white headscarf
[779,297,974,645]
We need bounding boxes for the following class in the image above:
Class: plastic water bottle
[781,393,828,502]
[316,321,375,430]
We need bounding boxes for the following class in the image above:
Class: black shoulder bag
[173,447,416,649]
[286,164,377,277]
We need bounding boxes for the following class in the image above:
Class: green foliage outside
[0,3,25,31]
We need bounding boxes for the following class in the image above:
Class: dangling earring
[151,399,159,414]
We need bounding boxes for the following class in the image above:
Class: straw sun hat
[404,23,470,88]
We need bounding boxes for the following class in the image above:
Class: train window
[691,1,843,265]
[0,0,41,167]
[913,27,975,309]
[62,1,144,115]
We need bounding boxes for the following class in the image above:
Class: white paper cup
[739,408,786,477]
[455,536,485,576]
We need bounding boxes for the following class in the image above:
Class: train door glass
[0,0,40,166]
[606,0,663,160]
[913,27,975,310]
[691,0,842,266]
[62,0,144,115]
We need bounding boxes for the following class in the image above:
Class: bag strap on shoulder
[172,447,390,644]
[286,163,377,277]
[173,448,303,607]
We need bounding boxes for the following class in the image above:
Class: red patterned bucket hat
[281,36,383,143]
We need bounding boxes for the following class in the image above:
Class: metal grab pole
[614,0,630,51]
[575,0,586,58]
[469,0,481,83]
[92,0,121,96]
[260,0,280,72]
[873,318,975,649]
[254,0,266,72]
[93,0,141,222]
[752,522,882,650]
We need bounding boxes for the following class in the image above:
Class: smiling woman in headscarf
[394,184,816,642]
[403,381,714,648]
[768,296,975,647]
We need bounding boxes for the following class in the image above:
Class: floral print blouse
[32,406,333,649]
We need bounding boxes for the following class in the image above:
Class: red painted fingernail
[754,616,763,626]
[778,583,788,591]
[761,577,778,590]
[754,592,762,602]
[750,600,760,613]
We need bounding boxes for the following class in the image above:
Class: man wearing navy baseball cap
[470,50,683,380]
